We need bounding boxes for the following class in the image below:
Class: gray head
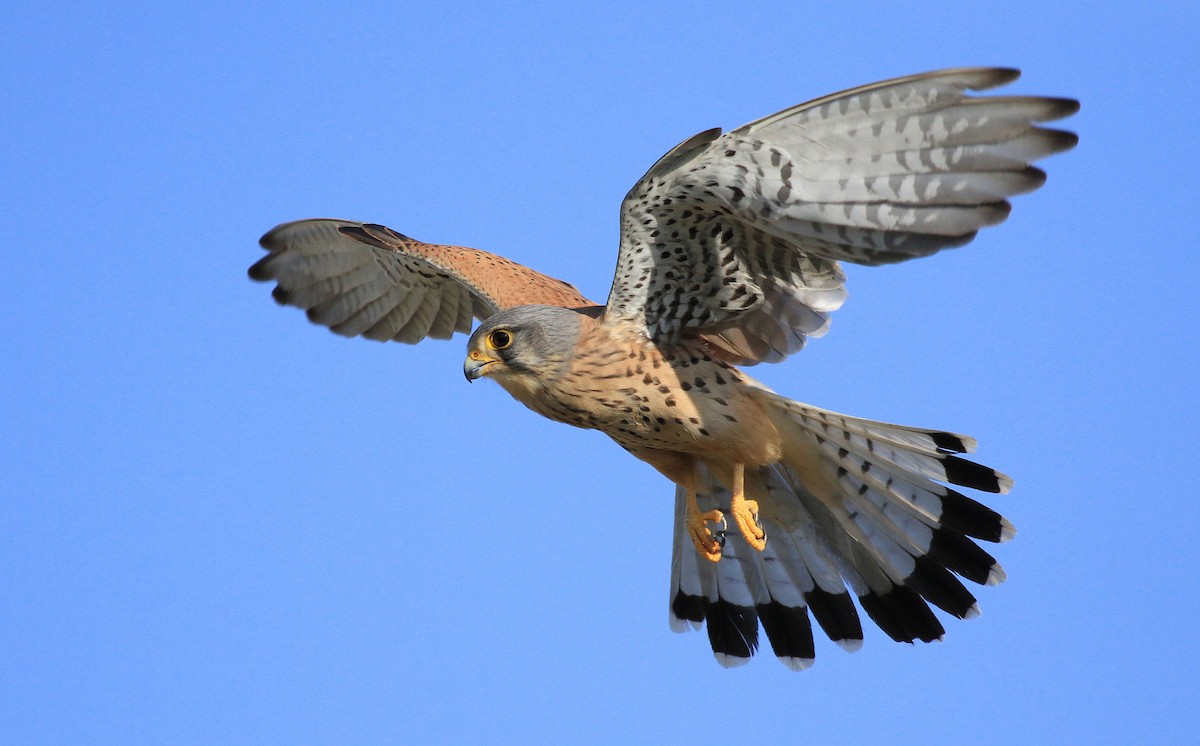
[462,305,585,386]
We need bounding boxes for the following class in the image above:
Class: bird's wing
[604,67,1078,364]
[250,219,595,343]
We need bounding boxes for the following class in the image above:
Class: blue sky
[4,2,1198,743]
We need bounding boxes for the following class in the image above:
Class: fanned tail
[668,391,1012,669]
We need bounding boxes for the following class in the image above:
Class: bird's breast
[541,332,780,464]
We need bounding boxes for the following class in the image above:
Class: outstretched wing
[250,219,595,343]
[605,67,1079,365]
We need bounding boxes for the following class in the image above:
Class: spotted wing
[605,67,1078,364]
[250,219,594,343]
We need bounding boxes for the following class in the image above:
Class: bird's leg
[684,467,725,563]
[728,462,766,551]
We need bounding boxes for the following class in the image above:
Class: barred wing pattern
[251,219,594,344]
[606,67,1078,365]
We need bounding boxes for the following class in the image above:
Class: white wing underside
[606,68,1078,365]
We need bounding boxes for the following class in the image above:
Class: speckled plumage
[250,67,1077,670]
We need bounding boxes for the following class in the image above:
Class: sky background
[3,2,1198,743]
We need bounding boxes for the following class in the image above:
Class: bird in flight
[250,68,1077,670]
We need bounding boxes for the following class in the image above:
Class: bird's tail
[669,389,1013,670]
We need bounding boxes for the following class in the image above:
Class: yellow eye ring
[488,329,513,350]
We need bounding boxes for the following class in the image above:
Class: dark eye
[488,329,513,350]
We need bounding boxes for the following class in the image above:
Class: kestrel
[249,68,1077,669]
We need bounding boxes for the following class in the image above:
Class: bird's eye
[488,329,513,350]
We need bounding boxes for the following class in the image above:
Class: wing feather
[605,67,1078,364]
[251,219,595,345]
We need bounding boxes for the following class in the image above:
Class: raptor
[249,68,1077,669]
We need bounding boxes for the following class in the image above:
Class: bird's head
[463,305,583,395]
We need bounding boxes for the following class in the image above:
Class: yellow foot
[685,482,725,562]
[729,497,765,550]
[730,463,766,551]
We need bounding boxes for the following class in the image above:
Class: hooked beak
[463,351,496,382]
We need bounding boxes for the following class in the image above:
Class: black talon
[714,513,729,549]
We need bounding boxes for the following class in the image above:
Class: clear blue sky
[4,2,1197,743]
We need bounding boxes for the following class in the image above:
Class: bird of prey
[249,68,1077,670]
